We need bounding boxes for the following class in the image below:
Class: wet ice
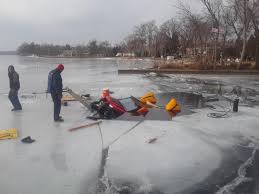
[1,55,259,194]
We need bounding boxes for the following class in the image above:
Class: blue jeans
[8,90,22,110]
[51,93,61,121]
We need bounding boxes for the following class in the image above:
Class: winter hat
[57,64,64,71]
[8,65,15,72]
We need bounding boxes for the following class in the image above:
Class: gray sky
[0,0,200,51]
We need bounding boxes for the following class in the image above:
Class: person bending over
[8,65,22,111]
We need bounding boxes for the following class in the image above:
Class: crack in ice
[216,147,258,194]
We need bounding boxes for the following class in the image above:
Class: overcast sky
[0,0,200,51]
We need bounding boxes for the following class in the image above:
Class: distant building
[186,47,214,56]
[116,53,123,57]
[62,50,78,57]
[167,56,175,61]
[80,52,90,57]
[116,52,135,57]
[96,53,105,58]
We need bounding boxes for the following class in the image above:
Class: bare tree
[239,0,249,62]
[144,21,159,57]
[247,0,259,68]
[225,1,243,40]
[176,1,211,57]
[125,21,158,57]
[222,5,235,52]
[158,18,180,57]
[200,0,223,68]
[223,1,244,57]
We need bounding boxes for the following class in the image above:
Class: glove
[58,94,63,100]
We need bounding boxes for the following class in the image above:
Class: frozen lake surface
[0,55,259,194]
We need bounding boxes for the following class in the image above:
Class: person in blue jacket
[8,65,22,111]
[48,64,64,122]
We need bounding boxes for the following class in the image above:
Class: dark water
[116,92,203,121]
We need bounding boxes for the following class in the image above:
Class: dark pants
[8,90,22,110]
[51,93,61,121]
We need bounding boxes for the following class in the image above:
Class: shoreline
[118,69,259,75]
[23,55,147,59]
[2,55,258,75]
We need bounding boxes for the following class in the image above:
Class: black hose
[207,104,231,118]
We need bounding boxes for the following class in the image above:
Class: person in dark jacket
[8,65,22,111]
[48,64,64,122]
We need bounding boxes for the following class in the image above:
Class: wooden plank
[64,87,92,109]
[61,95,76,102]
[68,121,102,132]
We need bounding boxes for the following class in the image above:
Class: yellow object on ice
[61,95,75,102]
[166,99,181,112]
[140,92,157,104]
[0,128,18,140]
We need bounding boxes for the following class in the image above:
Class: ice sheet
[1,55,259,194]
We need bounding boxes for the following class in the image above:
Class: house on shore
[116,52,135,57]
[61,50,78,57]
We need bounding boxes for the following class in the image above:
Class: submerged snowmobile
[64,87,181,120]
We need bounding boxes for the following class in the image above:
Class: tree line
[121,0,259,68]
[17,0,259,68]
[17,40,121,57]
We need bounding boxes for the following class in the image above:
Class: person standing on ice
[8,65,22,111]
[47,64,64,122]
